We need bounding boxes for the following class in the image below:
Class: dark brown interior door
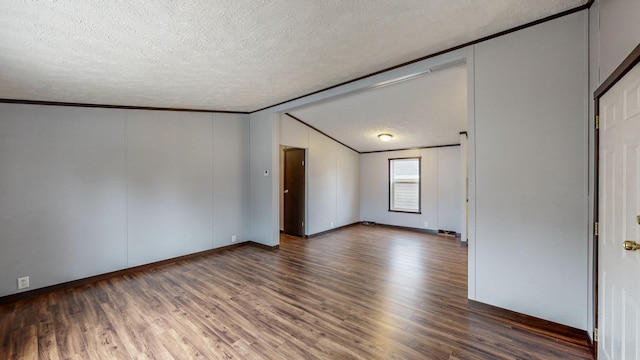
[283,148,305,237]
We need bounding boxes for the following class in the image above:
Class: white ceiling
[290,63,468,152]
[0,1,586,112]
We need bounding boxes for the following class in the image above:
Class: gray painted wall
[308,131,338,234]
[0,104,249,297]
[212,116,251,248]
[336,145,360,229]
[126,111,214,266]
[469,12,588,330]
[594,0,640,84]
[359,146,461,233]
[437,146,462,233]
[249,110,279,246]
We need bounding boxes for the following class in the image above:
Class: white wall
[0,103,250,297]
[593,0,640,84]
[359,146,461,233]
[437,146,461,232]
[126,112,214,266]
[308,131,339,234]
[279,114,360,235]
[336,145,360,228]
[249,110,279,246]
[469,12,588,330]
[0,105,127,296]
[212,116,250,248]
[279,114,309,149]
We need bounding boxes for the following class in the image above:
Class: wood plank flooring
[0,225,593,359]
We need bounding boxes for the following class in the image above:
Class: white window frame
[389,157,421,213]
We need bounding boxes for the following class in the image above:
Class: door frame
[280,146,308,237]
[283,147,306,236]
[592,42,640,357]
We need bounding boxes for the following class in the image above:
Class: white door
[599,62,640,360]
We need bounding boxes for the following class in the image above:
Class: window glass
[389,158,420,213]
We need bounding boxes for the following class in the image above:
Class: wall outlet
[17,276,29,290]
[424,222,429,228]
[231,235,237,243]
[330,222,334,228]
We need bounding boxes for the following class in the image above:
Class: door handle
[623,240,640,251]
[284,190,289,194]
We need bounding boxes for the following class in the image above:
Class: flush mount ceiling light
[378,133,393,142]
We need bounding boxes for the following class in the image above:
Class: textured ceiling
[290,63,467,152]
[0,1,586,112]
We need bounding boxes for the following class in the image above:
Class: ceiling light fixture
[378,133,393,142]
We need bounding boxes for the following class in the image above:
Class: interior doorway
[282,147,306,237]
[593,45,640,359]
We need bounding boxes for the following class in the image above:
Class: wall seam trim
[124,112,129,267]
[215,114,216,249]
[472,44,478,297]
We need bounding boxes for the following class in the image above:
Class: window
[389,157,421,213]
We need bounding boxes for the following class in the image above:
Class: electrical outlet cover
[17,276,29,289]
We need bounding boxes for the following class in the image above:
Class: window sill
[388,210,422,214]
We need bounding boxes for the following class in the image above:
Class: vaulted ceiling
[0,1,587,112]
[290,62,467,152]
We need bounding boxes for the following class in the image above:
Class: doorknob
[623,240,640,251]
[284,190,289,194]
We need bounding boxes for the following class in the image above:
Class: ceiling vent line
[286,59,467,114]
[370,59,466,91]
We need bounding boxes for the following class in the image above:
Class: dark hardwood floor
[0,225,593,359]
